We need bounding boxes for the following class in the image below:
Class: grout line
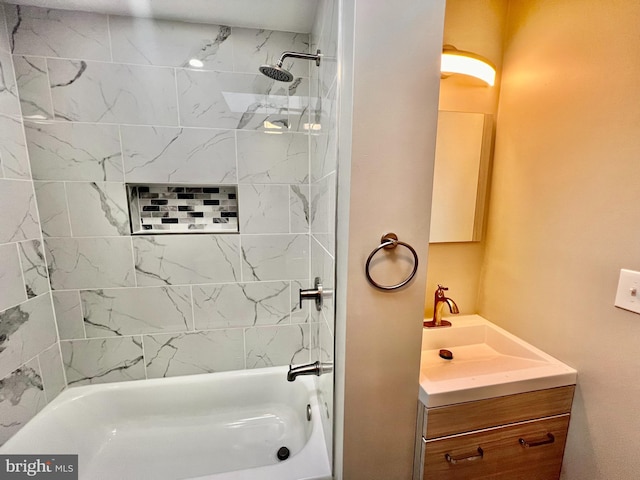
[139,334,148,380]
[189,285,196,331]
[288,184,292,234]
[0,333,52,382]
[48,287,71,389]
[311,231,335,260]
[78,290,88,339]
[14,241,28,304]
[234,128,244,282]
[313,168,338,185]
[56,333,70,390]
[61,181,74,237]
[42,277,309,291]
[35,146,70,394]
[20,117,313,134]
[1,40,24,177]
[38,52,312,77]
[0,4,8,56]
[237,230,244,283]
[0,348,34,376]
[129,236,138,287]
[230,26,237,73]
[308,231,312,291]
[288,280,293,324]
[58,325,251,343]
[0,177,35,184]
[106,14,114,63]
[233,129,240,206]
[0,280,47,312]
[43,57,56,119]
[30,179,240,188]
[322,308,334,337]
[48,278,306,292]
[242,327,247,370]
[173,67,181,127]
[2,230,314,240]
[116,123,126,182]
[35,353,50,403]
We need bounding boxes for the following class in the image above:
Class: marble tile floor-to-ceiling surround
[3,3,316,397]
[309,0,339,464]
[0,6,65,446]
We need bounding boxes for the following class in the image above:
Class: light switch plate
[614,269,640,314]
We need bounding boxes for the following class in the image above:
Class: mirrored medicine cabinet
[429,110,494,243]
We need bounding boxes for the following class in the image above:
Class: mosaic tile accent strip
[128,184,239,234]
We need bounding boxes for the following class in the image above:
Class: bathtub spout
[287,361,332,382]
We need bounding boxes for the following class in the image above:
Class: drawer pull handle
[519,433,555,448]
[445,447,484,464]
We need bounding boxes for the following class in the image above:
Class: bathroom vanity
[413,315,577,480]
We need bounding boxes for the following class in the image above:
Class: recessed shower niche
[127,184,239,234]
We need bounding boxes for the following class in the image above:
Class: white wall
[480,1,640,478]
[5,3,315,392]
[334,0,445,478]
[0,5,63,445]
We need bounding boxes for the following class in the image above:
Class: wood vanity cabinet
[414,385,575,480]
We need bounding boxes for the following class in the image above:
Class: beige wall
[480,1,640,478]
[425,0,508,318]
[334,0,445,478]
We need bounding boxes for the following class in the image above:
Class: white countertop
[419,315,577,407]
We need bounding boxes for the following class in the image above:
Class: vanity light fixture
[441,46,496,86]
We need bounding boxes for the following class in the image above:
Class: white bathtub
[1,367,332,480]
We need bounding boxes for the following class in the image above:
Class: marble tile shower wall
[309,0,338,463]
[3,4,319,390]
[0,7,64,445]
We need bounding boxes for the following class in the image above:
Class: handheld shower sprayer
[259,49,321,82]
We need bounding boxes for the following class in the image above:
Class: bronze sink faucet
[424,284,459,328]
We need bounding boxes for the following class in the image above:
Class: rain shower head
[259,50,321,82]
[259,64,295,82]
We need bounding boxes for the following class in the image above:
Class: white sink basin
[419,315,577,407]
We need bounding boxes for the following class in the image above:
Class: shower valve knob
[299,277,323,311]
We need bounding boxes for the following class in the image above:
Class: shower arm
[277,50,321,67]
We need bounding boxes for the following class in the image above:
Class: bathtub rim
[1,366,333,480]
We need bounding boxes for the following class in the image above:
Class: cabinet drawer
[425,385,574,439]
[423,414,570,480]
